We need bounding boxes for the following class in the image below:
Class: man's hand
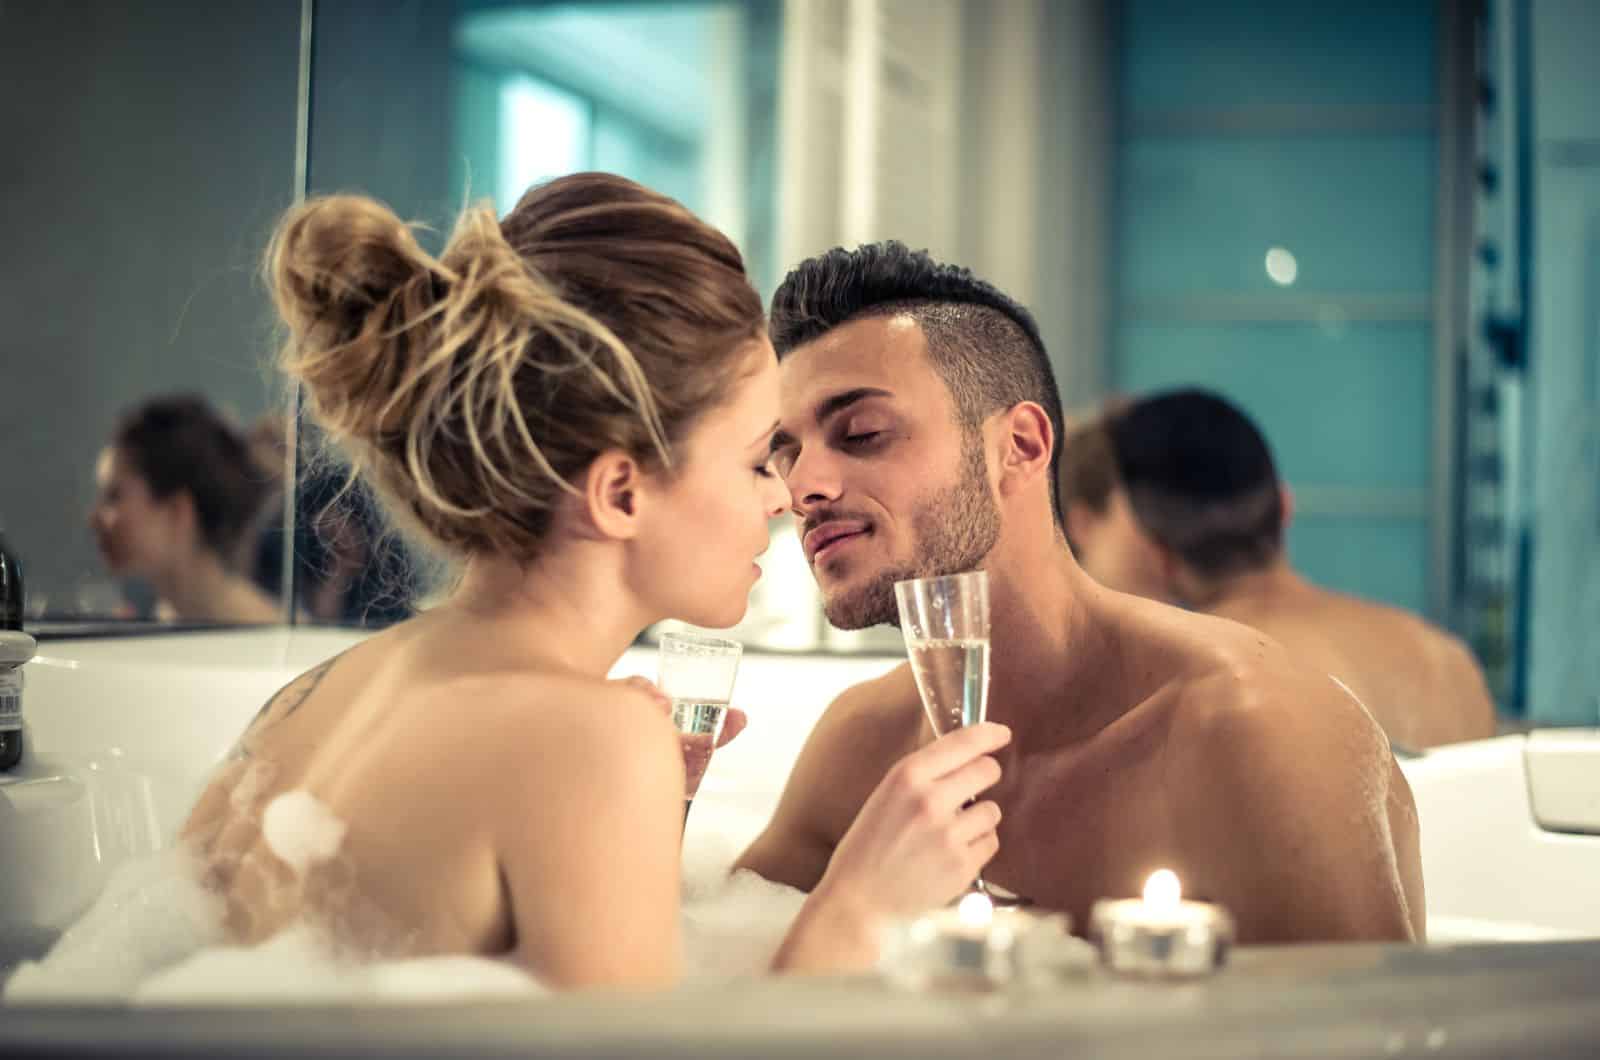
[613,676,747,797]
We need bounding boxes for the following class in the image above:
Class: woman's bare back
[181,623,519,958]
[177,614,683,976]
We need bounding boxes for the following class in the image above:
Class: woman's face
[88,447,181,580]
[634,339,790,629]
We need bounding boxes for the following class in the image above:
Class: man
[1060,389,1497,751]
[737,243,1424,944]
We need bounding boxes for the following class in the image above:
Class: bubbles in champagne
[907,638,990,735]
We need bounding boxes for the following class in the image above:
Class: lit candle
[879,892,1021,991]
[1089,869,1234,978]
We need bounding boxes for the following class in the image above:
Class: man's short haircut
[769,241,1065,523]
[1105,388,1285,578]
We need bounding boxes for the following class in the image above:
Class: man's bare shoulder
[1157,640,1420,941]
[800,662,926,774]
[831,661,921,723]
[1167,639,1390,766]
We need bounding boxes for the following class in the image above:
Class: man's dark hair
[114,394,273,560]
[1104,388,1285,579]
[769,241,1065,523]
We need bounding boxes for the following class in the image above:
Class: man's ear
[995,401,1054,497]
[1279,482,1296,533]
[580,450,646,541]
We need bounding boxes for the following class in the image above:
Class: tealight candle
[879,892,1019,991]
[1089,869,1234,978]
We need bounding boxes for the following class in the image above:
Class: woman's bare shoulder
[431,669,684,789]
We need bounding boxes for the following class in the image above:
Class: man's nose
[783,446,843,512]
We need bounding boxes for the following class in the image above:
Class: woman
[178,173,1008,988]
[89,395,281,624]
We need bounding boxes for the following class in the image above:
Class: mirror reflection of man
[1061,389,1497,751]
[738,243,1424,944]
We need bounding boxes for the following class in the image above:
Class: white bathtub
[2,626,1596,970]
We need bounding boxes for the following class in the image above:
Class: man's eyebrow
[815,387,893,423]
[771,387,894,455]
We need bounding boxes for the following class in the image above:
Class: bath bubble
[229,760,278,813]
[681,869,807,979]
[261,790,347,875]
[678,787,809,978]
[134,926,543,1006]
[2,849,225,1003]
[7,770,807,1003]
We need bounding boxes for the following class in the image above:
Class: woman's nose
[762,472,791,518]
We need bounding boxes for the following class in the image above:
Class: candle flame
[956,891,995,928]
[1143,869,1181,912]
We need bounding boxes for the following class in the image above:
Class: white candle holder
[1089,869,1233,979]
[879,893,1080,992]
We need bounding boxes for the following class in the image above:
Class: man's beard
[823,434,1000,630]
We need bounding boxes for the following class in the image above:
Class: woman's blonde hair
[266,172,766,561]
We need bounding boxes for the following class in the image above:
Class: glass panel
[1288,517,1430,616]
[1118,134,1437,298]
[1114,322,1433,490]
[0,1,300,631]
[1120,0,1437,110]
[498,76,592,216]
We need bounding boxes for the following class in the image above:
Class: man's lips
[803,521,870,563]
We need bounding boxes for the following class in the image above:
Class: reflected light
[1265,246,1298,286]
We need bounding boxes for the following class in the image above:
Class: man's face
[772,314,1000,629]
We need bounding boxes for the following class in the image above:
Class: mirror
[0,0,303,631]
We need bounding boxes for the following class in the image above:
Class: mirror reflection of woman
[88,395,280,625]
[178,173,1009,990]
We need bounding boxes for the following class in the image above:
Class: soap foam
[260,790,347,875]
[7,778,813,1004]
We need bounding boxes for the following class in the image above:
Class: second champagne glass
[656,630,742,822]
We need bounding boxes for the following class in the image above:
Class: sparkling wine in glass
[894,570,1025,907]
[656,630,742,822]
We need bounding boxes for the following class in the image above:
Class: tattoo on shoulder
[272,658,339,720]
[230,653,346,758]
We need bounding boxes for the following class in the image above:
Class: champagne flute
[657,630,743,822]
[894,570,1025,907]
